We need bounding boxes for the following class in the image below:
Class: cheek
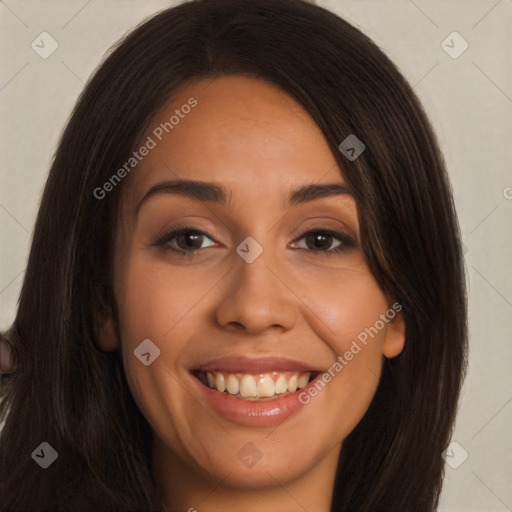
[114,254,195,423]
[296,265,391,414]
[297,263,390,356]
[116,252,213,342]
[114,251,230,455]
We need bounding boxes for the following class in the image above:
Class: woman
[0,0,467,510]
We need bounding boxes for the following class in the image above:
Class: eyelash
[152,224,357,259]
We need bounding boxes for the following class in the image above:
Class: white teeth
[202,371,313,399]
[226,374,239,395]
[297,373,309,389]
[287,375,298,392]
[275,375,288,394]
[215,372,226,393]
[257,375,274,397]
[240,375,258,398]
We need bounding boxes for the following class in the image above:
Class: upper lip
[192,355,322,374]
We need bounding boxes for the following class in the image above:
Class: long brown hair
[0,1,467,510]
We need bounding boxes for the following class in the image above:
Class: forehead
[127,74,346,208]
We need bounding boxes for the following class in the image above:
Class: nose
[215,246,298,335]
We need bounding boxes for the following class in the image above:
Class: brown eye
[292,229,357,256]
[153,226,215,257]
[174,231,206,251]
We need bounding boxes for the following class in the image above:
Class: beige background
[1,1,511,510]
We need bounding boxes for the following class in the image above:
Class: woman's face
[98,75,404,495]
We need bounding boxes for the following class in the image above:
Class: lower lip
[190,374,315,427]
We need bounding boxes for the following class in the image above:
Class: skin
[97,75,405,512]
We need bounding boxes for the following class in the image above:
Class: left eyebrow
[288,182,353,206]
[135,179,352,216]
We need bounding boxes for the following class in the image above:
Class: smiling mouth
[192,370,320,401]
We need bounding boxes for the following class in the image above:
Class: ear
[94,290,120,352]
[382,305,405,359]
